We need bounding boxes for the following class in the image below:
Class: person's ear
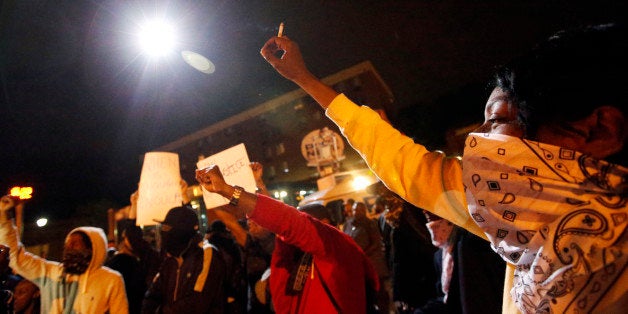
[585,106,627,159]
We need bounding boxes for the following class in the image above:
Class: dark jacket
[207,231,247,314]
[422,229,505,314]
[106,253,145,314]
[391,206,438,311]
[142,238,226,314]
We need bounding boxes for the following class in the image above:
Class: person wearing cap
[196,164,380,314]
[141,205,228,314]
[0,195,129,313]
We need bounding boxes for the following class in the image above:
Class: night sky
[1,1,625,224]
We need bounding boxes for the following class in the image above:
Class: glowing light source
[10,186,33,200]
[137,20,176,57]
[351,176,371,190]
[36,218,48,227]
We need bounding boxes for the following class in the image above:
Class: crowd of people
[1,20,627,314]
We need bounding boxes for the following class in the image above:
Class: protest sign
[197,143,256,209]
[137,152,182,226]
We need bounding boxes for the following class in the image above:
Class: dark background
[1,1,626,227]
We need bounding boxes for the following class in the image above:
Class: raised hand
[195,165,229,196]
[260,36,339,110]
[250,161,269,196]
[0,195,15,212]
[260,36,312,83]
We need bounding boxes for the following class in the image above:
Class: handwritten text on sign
[137,152,182,226]
[197,143,256,209]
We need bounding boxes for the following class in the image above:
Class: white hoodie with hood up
[0,216,129,314]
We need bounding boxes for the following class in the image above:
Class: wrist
[228,186,244,206]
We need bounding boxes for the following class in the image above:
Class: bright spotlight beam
[137,20,176,57]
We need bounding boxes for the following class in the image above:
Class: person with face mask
[141,205,227,314]
[260,23,627,313]
[0,195,129,313]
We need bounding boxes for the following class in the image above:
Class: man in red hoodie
[196,165,379,314]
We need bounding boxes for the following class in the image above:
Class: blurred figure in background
[205,219,247,314]
[105,224,151,314]
[383,199,437,314]
[340,198,355,233]
[346,202,392,314]
[416,211,505,314]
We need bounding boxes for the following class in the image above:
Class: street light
[36,218,48,227]
[137,19,177,58]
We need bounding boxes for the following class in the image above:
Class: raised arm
[260,36,339,110]
[250,161,269,196]
[180,178,191,205]
[195,165,258,220]
[128,190,138,220]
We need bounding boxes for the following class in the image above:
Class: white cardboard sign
[196,143,256,209]
[136,152,183,226]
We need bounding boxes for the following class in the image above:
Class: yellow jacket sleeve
[326,93,520,313]
[326,94,483,238]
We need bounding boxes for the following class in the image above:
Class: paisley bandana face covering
[462,132,628,313]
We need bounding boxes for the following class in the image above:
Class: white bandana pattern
[462,132,628,313]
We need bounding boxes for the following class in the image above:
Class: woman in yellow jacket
[260,23,627,313]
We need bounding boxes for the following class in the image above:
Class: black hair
[492,23,627,144]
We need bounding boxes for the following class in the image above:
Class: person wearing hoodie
[0,194,129,313]
[141,205,227,314]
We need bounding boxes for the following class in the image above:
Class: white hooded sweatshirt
[0,215,129,314]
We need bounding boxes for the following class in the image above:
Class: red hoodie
[249,195,379,314]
